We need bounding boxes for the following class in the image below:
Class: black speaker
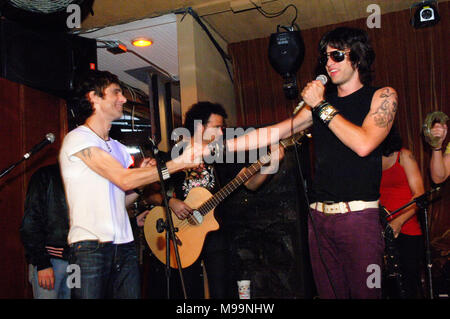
[0,18,97,99]
[268,30,305,99]
[268,31,304,78]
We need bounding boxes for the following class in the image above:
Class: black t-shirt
[310,85,382,203]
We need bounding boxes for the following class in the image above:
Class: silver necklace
[85,123,112,153]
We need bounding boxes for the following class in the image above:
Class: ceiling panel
[75,0,447,93]
[80,14,178,93]
[80,0,448,43]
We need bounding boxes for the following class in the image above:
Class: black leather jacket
[19,164,69,270]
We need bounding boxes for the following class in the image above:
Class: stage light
[131,38,153,48]
[268,27,305,100]
[410,0,440,28]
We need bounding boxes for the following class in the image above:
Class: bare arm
[430,123,449,183]
[389,149,425,237]
[327,87,398,156]
[300,79,398,157]
[74,146,198,191]
[225,107,312,153]
[125,158,156,207]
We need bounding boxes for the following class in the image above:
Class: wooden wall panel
[0,78,67,298]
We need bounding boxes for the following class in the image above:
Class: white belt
[310,200,379,214]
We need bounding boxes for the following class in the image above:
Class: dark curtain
[229,4,449,297]
[221,141,315,298]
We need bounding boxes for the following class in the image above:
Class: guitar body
[143,132,306,269]
[144,187,219,269]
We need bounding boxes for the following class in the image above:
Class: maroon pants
[308,207,385,299]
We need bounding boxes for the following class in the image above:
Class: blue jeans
[29,258,71,299]
[69,241,140,299]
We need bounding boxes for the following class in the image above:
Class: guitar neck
[195,130,307,216]
[198,157,268,215]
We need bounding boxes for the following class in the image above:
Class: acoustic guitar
[144,131,307,268]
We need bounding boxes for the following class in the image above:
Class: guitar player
[165,101,284,299]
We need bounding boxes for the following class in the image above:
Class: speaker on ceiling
[0,18,97,99]
[268,29,305,100]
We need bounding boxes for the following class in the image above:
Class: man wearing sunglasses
[198,27,396,299]
[297,27,398,299]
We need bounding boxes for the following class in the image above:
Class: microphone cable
[290,114,338,299]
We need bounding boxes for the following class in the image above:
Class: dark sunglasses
[320,50,348,65]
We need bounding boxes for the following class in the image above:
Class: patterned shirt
[180,164,217,199]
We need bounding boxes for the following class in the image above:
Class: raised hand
[301,79,326,108]
[430,123,448,148]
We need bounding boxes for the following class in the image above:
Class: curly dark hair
[319,27,375,85]
[70,70,121,124]
[183,101,228,136]
[381,125,403,157]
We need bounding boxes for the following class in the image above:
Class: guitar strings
[173,171,253,230]
[169,159,268,230]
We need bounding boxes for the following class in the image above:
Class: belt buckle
[323,201,337,214]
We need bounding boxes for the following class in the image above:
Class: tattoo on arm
[370,88,398,128]
[80,147,93,160]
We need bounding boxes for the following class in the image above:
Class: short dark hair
[183,101,228,136]
[381,125,403,156]
[71,70,121,124]
[319,27,375,85]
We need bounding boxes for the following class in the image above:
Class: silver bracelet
[161,165,170,180]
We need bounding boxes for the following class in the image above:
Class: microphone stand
[0,160,24,179]
[1,136,54,179]
[386,187,440,299]
[147,138,187,299]
[1,151,38,179]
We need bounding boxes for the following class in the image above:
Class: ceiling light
[131,38,153,47]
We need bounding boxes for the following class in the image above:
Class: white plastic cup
[237,280,251,299]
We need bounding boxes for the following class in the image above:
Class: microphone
[23,133,55,159]
[293,74,328,115]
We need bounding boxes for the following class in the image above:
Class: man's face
[324,45,359,86]
[93,83,127,121]
[202,113,224,143]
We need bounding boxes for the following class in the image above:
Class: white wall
[177,14,236,126]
